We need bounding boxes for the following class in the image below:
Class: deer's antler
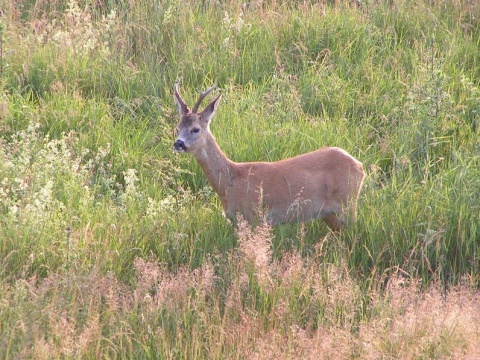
[192,83,217,113]
[174,80,190,114]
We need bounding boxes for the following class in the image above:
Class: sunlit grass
[0,0,479,358]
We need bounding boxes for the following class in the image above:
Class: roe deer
[173,82,365,230]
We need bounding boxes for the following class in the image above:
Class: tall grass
[1,0,479,358]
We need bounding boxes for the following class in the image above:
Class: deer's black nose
[174,139,187,152]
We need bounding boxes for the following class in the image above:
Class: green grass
[1,0,479,358]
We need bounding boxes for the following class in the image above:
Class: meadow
[0,0,479,358]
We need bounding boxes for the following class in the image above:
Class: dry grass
[5,221,478,359]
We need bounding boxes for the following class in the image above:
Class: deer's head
[173,82,222,154]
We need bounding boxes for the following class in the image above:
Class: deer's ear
[174,86,190,117]
[201,94,222,123]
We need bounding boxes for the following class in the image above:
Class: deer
[173,82,365,231]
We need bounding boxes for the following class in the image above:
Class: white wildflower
[123,168,139,199]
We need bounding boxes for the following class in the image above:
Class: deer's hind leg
[322,213,344,232]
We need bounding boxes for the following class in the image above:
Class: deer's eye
[191,128,200,134]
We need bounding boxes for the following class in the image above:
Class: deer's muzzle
[173,139,187,152]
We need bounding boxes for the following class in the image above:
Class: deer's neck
[192,134,234,196]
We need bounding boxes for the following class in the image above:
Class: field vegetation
[0,0,479,358]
